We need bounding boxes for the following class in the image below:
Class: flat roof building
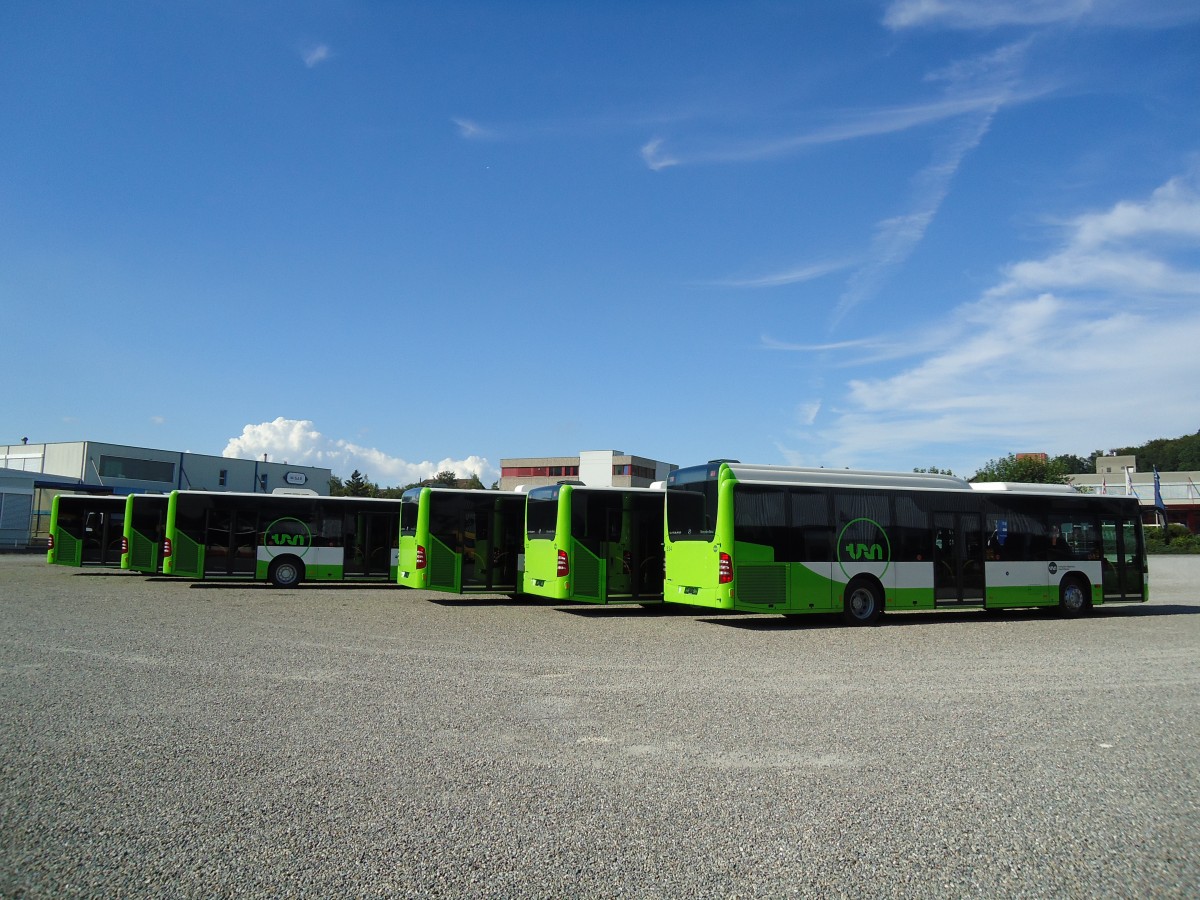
[499,450,676,492]
[0,439,332,549]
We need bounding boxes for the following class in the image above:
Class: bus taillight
[718,552,733,584]
[163,538,172,558]
[416,545,427,569]
[47,535,54,550]
[557,549,569,577]
[121,537,128,555]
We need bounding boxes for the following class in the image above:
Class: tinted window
[526,490,559,538]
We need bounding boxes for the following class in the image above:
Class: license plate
[683,586,699,595]
[534,579,545,587]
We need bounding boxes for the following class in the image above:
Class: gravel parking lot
[2,554,1198,898]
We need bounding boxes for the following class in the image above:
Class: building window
[614,464,657,479]
[219,469,228,487]
[97,455,175,483]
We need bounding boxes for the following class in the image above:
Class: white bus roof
[723,463,973,492]
[969,482,1080,494]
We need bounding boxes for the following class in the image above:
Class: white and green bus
[121,493,170,574]
[397,487,526,594]
[47,493,127,567]
[664,462,1147,624]
[524,484,665,604]
[163,490,401,586]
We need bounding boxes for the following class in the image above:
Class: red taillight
[557,549,569,577]
[719,551,733,584]
[416,545,427,569]
[48,535,55,550]
[121,537,128,555]
[163,538,173,558]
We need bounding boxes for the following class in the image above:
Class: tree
[970,454,1072,484]
[328,475,345,495]
[345,469,374,496]
[913,466,955,476]
[434,470,458,486]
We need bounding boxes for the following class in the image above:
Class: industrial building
[0,439,331,549]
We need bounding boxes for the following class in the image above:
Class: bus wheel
[843,578,883,626]
[269,557,304,588]
[1058,577,1089,617]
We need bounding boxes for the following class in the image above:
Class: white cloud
[453,117,496,140]
[301,44,331,68]
[223,418,495,485]
[883,0,1200,30]
[150,416,166,426]
[782,170,1200,474]
[710,258,856,289]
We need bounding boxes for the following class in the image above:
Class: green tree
[970,454,1072,484]
[345,469,374,496]
[328,475,345,496]
[434,470,458,486]
[913,466,955,476]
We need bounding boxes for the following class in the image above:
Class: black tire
[268,557,304,588]
[842,578,884,626]
[1058,576,1089,617]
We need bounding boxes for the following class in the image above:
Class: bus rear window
[526,495,558,538]
[400,492,420,536]
[667,481,716,541]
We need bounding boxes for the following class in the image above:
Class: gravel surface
[2,554,1198,898]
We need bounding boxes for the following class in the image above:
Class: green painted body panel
[524,539,570,600]
[396,534,429,588]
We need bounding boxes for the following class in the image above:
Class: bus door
[933,512,985,604]
[204,508,259,576]
[83,509,124,565]
[356,512,395,578]
[488,503,519,590]
[1101,516,1144,601]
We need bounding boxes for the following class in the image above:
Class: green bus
[47,493,127,567]
[163,490,401,586]
[121,493,170,573]
[664,462,1148,624]
[397,487,526,594]
[524,484,665,603]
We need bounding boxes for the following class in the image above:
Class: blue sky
[3,1,1199,485]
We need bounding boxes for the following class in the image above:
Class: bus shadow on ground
[179,581,400,591]
[700,603,1200,631]
[557,603,713,618]
[426,594,566,608]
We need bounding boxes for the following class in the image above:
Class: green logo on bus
[264,517,312,558]
[837,517,891,579]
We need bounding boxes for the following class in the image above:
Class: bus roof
[169,490,399,503]
[528,483,664,497]
[969,482,1080,494]
[721,463,974,492]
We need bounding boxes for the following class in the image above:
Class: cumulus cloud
[223,418,495,485]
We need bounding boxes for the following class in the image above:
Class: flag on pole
[1125,467,1138,498]
[1099,477,1107,495]
[1154,467,1167,515]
